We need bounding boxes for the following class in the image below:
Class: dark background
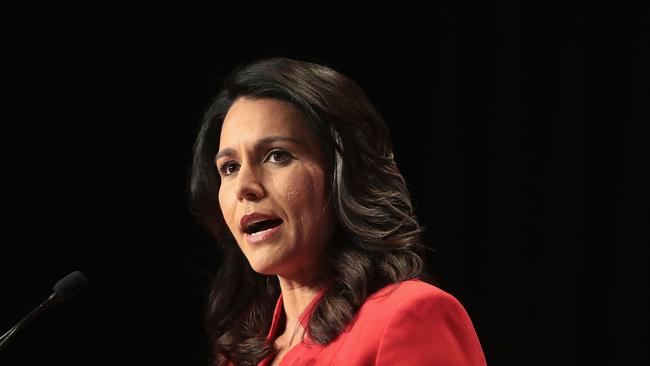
[1,6,648,366]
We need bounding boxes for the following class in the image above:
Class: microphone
[0,271,88,351]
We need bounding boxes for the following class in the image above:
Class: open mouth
[244,219,283,234]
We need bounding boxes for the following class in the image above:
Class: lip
[245,224,282,244]
[239,212,282,232]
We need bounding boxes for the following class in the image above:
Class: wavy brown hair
[189,57,429,366]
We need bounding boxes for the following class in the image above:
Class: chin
[250,266,277,275]
[247,259,282,276]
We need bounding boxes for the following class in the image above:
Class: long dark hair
[189,57,429,366]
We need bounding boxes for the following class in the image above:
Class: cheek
[218,185,235,229]
[278,166,328,226]
[217,186,225,212]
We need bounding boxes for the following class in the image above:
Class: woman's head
[216,97,335,280]
[191,57,420,266]
[191,57,426,365]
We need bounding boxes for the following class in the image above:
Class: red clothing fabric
[259,279,487,365]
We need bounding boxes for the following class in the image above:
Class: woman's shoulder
[347,278,471,337]
[328,279,486,365]
[363,278,462,313]
[353,279,486,365]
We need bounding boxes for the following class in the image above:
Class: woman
[190,57,487,366]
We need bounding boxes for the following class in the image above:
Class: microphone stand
[0,293,59,351]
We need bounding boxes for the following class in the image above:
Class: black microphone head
[53,271,88,302]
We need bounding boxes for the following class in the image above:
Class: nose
[234,162,265,202]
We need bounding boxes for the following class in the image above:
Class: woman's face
[216,97,335,280]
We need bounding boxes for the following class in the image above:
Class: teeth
[247,218,272,226]
[250,227,272,237]
[246,221,265,231]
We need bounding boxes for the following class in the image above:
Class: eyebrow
[215,135,305,161]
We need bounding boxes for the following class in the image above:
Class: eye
[219,161,240,176]
[265,149,293,164]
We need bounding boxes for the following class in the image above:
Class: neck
[277,274,326,327]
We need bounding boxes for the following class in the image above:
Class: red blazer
[258,279,487,365]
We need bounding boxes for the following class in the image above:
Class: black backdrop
[1,7,648,366]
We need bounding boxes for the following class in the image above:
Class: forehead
[220,97,312,144]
